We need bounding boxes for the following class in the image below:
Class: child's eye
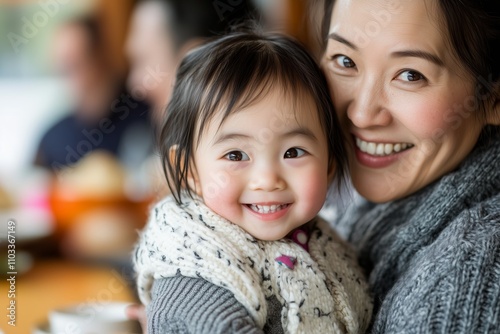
[284,148,306,159]
[225,150,249,161]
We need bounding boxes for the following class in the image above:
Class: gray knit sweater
[146,129,499,334]
[334,128,500,333]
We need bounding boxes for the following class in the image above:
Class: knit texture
[333,127,500,333]
[148,276,264,334]
[134,195,372,333]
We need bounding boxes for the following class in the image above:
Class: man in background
[34,16,152,172]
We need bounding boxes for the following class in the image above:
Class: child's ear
[169,146,202,196]
[187,164,202,197]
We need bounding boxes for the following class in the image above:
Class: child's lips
[243,203,292,221]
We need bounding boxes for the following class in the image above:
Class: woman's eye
[333,55,356,68]
[284,148,306,159]
[396,70,426,82]
[225,151,249,161]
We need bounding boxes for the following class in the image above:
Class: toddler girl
[134,30,372,334]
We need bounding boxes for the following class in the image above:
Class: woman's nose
[248,164,286,192]
[347,75,392,129]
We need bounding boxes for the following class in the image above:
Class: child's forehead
[216,87,320,126]
[199,88,325,144]
[193,78,329,149]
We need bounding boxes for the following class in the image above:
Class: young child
[134,30,372,334]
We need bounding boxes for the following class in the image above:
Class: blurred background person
[34,16,152,172]
[126,0,260,123]
[29,15,155,269]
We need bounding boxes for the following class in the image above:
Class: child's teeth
[250,204,286,214]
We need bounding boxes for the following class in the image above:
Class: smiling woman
[320,0,500,332]
[322,0,498,202]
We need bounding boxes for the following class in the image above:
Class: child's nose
[248,165,286,192]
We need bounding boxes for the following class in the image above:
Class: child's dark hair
[159,28,347,203]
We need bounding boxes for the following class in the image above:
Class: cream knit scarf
[134,196,372,333]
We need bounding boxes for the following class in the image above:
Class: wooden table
[0,259,138,334]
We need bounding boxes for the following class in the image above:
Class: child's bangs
[194,37,320,146]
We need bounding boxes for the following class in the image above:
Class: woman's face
[322,0,489,202]
[126,1,177,110]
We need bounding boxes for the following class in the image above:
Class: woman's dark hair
[159,29,347,203]
[321,0,500,123]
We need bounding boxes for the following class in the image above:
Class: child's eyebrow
[284,127,318,142]
[212,133,251,146]
[213,127,318,146]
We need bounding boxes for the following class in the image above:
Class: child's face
[191,89,332,241]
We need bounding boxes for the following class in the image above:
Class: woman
[128,0,500,332]
[321,0,500,332]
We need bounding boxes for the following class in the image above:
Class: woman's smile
[353,135,414,168]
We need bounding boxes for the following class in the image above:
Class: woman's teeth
[249,204,288,214]
[356,138,414,156]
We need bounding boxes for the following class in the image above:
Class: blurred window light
[0,0,96,77]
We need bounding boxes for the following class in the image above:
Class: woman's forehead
[327,0,468,70]
[328,0,442,45]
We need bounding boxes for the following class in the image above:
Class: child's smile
[244,202,292,221]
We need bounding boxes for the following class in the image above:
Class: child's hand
[125,304,147,334]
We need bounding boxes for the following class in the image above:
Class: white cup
[48,302,141,334]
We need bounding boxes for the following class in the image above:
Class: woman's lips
[353,136,414,168]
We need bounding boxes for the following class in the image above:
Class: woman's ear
[489,100,500,125]
[486,84,500,125]
[169,146,202,196]
[327,162,337,184]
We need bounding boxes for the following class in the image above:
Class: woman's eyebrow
[328,32,358,50]
[391,50,444,67]
[328,32,444,67]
